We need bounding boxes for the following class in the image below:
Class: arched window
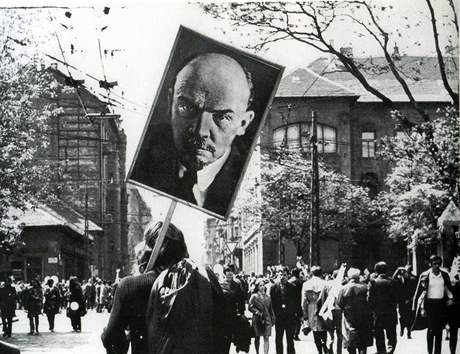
[272,122,337,153]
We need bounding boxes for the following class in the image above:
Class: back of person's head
[223,264,236,274]
[374,261,388,275]
[290,268,300,278]
[143,221,189,268]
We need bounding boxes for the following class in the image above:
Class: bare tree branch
[426,0,459,105]
[447,0,459,34]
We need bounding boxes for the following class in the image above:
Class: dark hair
[224,264,235,274]
[374,261,388,275]
[429,255,442,265]
[143,221,189,268]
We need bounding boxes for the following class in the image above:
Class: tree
[202,0,459,247]
[233,148,372,258]
[375,106,459,246]
[0,11,61,244]
[201,1,458,111]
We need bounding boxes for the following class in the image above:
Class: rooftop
[277,55,458,102]
[7,200,102,239]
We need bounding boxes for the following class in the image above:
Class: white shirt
[427,271,445,299]
[178,149,230,207]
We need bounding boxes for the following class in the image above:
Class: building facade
[204,49,458,274]
[1,68,129,281]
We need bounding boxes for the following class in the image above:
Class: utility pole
[84,179,89,279]
[309,110,320,267]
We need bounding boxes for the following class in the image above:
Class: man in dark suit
[368,261,399,354]
[131,53,255,217]
[270,267,302,354]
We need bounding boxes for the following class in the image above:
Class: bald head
[175,53,253,111]
[170,53,255,170]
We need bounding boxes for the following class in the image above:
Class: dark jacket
[44,285,61,315]
[337,280,372,349]
[0,284,17,318]
[130,124,247,217]
[101,271,160,354]
[270,281,302,323]
[67,285,85,317]
[146,259,226,354]
[26,286,43,315]
[368,275,398,320]
[412,269,453,331]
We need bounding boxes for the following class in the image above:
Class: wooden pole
[145,200,177,272]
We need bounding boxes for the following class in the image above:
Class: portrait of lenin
[128,27,283,218]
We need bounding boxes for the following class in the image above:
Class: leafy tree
[375,106,459,245]
[233,148,373,257]
[202,1,459,249]
[0,11,61,245]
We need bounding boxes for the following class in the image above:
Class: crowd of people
[100,221,460,354]
[1,221,459,354]
[0,275,116,337]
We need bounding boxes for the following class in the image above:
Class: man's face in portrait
[170,53,255,171]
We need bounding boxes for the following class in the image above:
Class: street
[1,309,457,353]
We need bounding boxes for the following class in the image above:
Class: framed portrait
[128,26,284,219]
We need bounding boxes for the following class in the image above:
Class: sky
[1,0,457,262]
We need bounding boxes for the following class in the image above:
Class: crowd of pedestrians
[98,220,460,354]
[0,274,116,337]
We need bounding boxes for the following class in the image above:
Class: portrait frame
[127,25,284,219]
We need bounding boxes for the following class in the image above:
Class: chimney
[50,62,58,71]
[392,44,401,60]
[339,46,353,59]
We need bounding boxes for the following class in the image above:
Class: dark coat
[270,281,302,324]
[67,285,85,317]
[368,275,398,321]
[130,124,247,217]
[336,280,372,349]
[44,285,61,315]
[26,286,43,316]
[146,259,226,354]
[0,285,17,318]
[411,269,453,331]
[101,271,161,354]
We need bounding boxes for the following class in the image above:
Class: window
[362,132,375,158]
[272,122,337,153]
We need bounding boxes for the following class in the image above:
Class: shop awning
[7,201,102,239]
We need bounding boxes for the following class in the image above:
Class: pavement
[1,309,457,353]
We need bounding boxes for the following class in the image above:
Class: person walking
[43,278,61,332]
[336,268,372,354]
[448,273,460,354]
[0,277,17,337]
[302,266,328,354]
[101,221,189,354]
[392,265,417,339]
[220,264,246,353]
[412,255,453,354]
[368,261,398,354]
[249,279,275,354]
[270,267,301,354]
[26,279,43,335]
[66,276,85,332]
